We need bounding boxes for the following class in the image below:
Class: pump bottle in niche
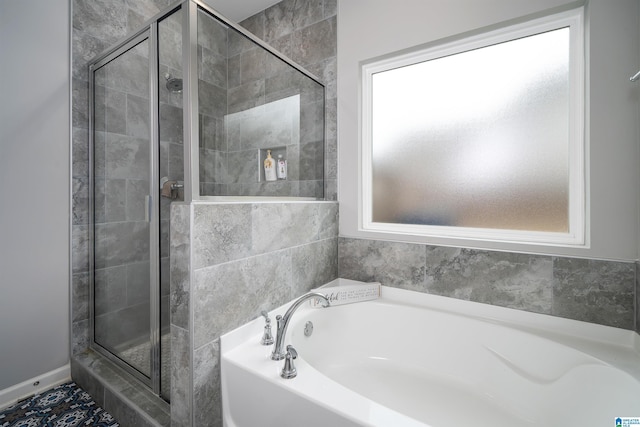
[264,150,277,181]
[277,154,287,180]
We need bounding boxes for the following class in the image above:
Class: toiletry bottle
[264,150,277,181]
[277,154,287,180]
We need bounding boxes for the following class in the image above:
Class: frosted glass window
[363,9,584,245]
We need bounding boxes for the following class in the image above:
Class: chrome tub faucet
[271,292,330,360]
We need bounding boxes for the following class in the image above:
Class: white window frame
[360,7,585,247]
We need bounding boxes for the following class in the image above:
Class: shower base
[119,333,171,392]
[71,350,170,427]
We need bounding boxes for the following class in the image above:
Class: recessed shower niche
[88,0,325,403]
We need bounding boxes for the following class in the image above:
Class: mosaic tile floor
[0,382,118,427]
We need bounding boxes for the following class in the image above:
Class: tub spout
[271,292,330,360]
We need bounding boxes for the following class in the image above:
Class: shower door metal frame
[86,0,327,400]
[87,21,163,395]
[184,0,326,201]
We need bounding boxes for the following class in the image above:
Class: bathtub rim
[221,283,640,357]
[221,283,640,427]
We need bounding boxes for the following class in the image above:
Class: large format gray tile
[552,257,635,329]
[73,0,128,42]
[290,16,336,67]
[198,79,226,118]
[105,50,150,98]
[125,179,149,221]
[94,266,127,316]
[124,0,170,24]
[338,237,427,289]
[126,261,151,306]
[103,387,159,427]
[199,148,227,184]
[70,357,105,404]
[199,46,227,89]
[263,0,325,41]
[224,149,256,184]
[197,9,228,56]
[425,247,554,314]
[200,114,225,152]
[192,204,253,268]
[160,103,183,143]
[72,225,90,274]
[72,127,89,178]
[193,250,293,348]
[316,202,338,239]
[72,177,90,226]
[127,94,151,139]
[171,326,191,427]
[227,80,265,115]
[72,78,89,129]
[72,272,90,323]
[251,203,318,253]
[72,31,108,81]
[71,319,89,356]
[105,134,150,180]
[194,340,222,427]
[94,221,150,268]
[170,204,190,330]
[291,237,338,295]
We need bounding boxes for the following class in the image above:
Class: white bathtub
[221,283,640,427]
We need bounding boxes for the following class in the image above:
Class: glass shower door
[92,34,154,381]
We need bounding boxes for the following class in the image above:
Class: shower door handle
[145,195,152,222]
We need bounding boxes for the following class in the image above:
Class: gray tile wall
[238,0,337,200]
[339,237,637,330]
[169,201,338,427]
[197,8,328,199]
[198,9,229,195]
[168,203,191,427]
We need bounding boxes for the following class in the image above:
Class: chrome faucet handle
[280,345,298,379]
[260,311,274,345]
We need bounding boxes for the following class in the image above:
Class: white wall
[338,0,640,261]
[0,0,70,392]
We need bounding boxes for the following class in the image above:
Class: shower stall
[88,0,324,401]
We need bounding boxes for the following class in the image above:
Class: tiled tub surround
[170,201,338,427]
[338,237,637,330]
